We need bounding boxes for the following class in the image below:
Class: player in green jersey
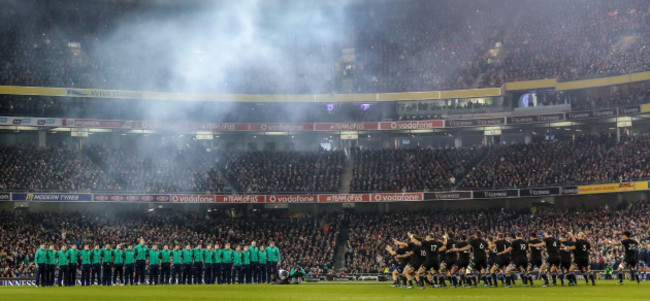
[124,245,135,285]
[67,244,80,286]
[80,245,92,286]
[160,244,171,285]
[171,245,183,285]
[148,244,161,285]
[112,244,125,285]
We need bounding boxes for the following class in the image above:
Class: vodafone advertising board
[50,117,445,132]
[166,193,423,204]
[379,121,444,130]
[171,195,216,203]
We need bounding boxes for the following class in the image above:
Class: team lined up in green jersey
[33,238,281,287]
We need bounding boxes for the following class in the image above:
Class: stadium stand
[0,0,648,93]
[2,134,650,193]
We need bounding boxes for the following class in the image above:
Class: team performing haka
[386,230,645,289]
[32,239,282,287]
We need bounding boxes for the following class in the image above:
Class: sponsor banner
[186,122,250,131]
[634,181,649,191]
[314,122,379,131]
[566,111,593,120]
[507,113,564,125]
[170,194,216,203]
[66,88,144,99]
[446,118,505,128]
[593,108,616,118]
[619,106,640,115]
[93,194,170,202]
[12,193,92,202]
[371,193,423,202]
[217,195,266,203]
[519,187,561,197]
[249,123,314,132]
[562,186,579,195]
[0,278,37,286]
[62,119,140,129]
[318,194,373,203]
[473,189,519,199]
[0,193,9,201]
[424,191,472,200]
[0,117,60,127]
[266,195,317,203]
[577,182,635,195]
[642,103,650,113]
[378,120,444,130]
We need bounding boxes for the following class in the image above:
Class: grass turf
[1,281,648,300]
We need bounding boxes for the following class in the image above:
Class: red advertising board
[378,120,444,130]
[265,195,318,203]
[170,195,216,203]
[216,195,265,203]
[93,194,170,202]
[371,193,423,202]
[248,123,315,132]
[186,123,250,131]
[318,194,372,203]
[59,118,444,132]
[314,122,380,131]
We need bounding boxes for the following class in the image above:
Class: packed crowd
[223,150,344,194]
[3,133,650,193]
[460,134,650,189]
[85,144,228,194]
[343,200,650,274]
[350,147,485,193]
[0,145,118,192]
[1,0,649,94]
[0,210,339,278]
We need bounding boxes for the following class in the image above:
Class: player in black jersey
[413,233,445,289]
[438,232,456,288]
[559,235,574,286]
[566,232,595,286]
[451,230,490,287]
[448,234,470,288]
[490,233,512,287]
[402,233,425,289]
[386,238,413,287]
[525,233,543,287]
[505,232,531,287]
[487,236,498,287]
[529,231,561,287]
[609,231,641,284]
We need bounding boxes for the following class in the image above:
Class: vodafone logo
[94,195,109,201]
[171,195,215,203]
[267,195,316,203]
[110,195,124,201]
[373,193,422,202]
